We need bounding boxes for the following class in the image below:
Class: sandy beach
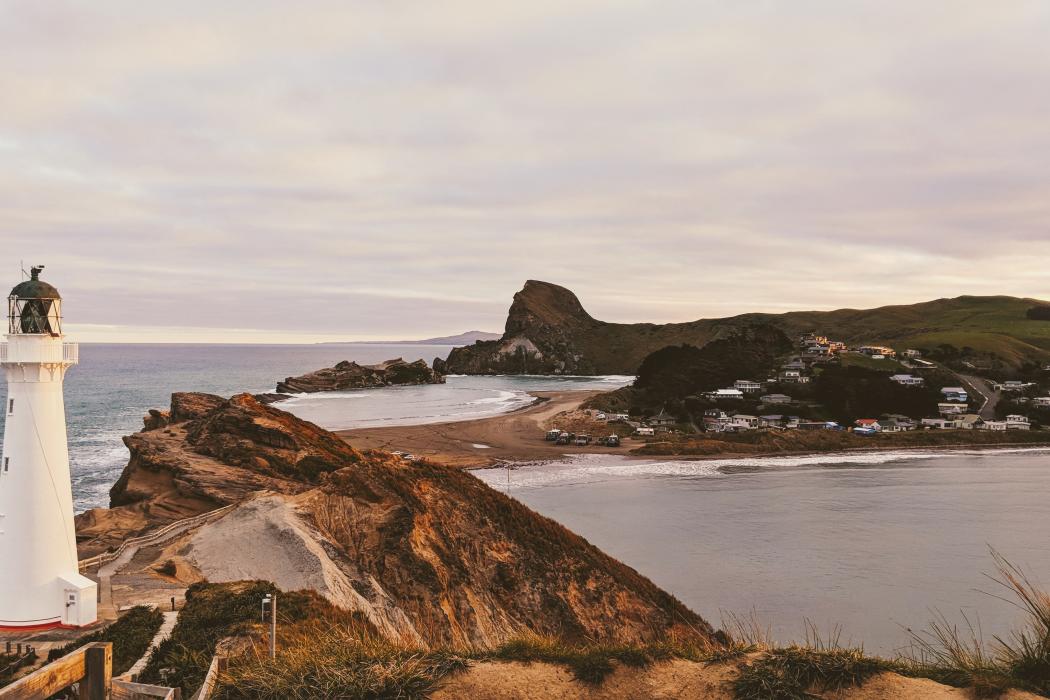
[337,390,631,467]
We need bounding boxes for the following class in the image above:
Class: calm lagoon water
[474,449,1050,655]
[0,343,630,512]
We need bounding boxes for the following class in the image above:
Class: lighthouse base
[0,573,98,632]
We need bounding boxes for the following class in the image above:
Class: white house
[706,388,745,400]
[760,393,792,404]
[890,374,925,387]
[1006,415,1031,430]
[922,417,959,429]
[938,402,966,416]
[758,415,784,428]
[733,379,763,393]
[1032,397,1050,408]
[941,387,969,402]
[957,414,984,430]
[996,381,1035,392]
[902,349,923,359]
[731,414,759,430]
[980,421,1007,431]
[778,370,810,384]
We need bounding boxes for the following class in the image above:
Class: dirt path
[337,390,633,467]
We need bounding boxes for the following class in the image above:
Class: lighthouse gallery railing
[0,342,79,364]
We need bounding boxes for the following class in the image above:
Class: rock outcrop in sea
[276,357,444,394]
[76,392,712,647]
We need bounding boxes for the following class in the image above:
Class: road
[958,373,999,420]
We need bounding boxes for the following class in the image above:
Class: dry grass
[901,549,1050,696]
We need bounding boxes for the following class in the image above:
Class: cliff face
[276,357,444,394]
[441,282,1050,375]
[79,392,713,647]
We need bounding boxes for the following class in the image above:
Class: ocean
[474,450,1050,655]
[0,343,630,512]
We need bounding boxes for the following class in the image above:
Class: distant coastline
[320,330,501,346]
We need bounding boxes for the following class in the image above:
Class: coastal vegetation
[159,550,1050,699]
[47,605,164,677]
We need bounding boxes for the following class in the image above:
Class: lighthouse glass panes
[8,296,62,336]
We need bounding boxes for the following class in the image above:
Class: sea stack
[0,266,97,629]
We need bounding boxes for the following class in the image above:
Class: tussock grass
[480,632,716,684]
[214,623,465,700]
[733,646,893,700]
[901,549,1050,696]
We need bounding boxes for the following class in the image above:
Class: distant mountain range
[323,330,501,346]
[441,280,1050,374]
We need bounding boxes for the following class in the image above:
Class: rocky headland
[440,280,1050,375]
[75,392,710,647]
[275,357,444,395]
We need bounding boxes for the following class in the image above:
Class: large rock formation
[441,281,1050,375]
[77,393,712,647]
[276,357,444,394]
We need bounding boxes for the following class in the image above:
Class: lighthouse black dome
[10,267,60,300]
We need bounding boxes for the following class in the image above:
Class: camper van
[635,427,655,437]
[545,429,562,441]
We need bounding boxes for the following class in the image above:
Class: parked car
[605,435,621,447]
[574,435,591,446]
[545,429,562,441]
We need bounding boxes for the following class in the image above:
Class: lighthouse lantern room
[0,266,97,630]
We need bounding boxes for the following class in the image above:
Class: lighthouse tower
[0,266,97,630]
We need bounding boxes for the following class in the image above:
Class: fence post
[79,642,112,700]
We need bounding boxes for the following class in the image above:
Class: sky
[2,1,1049,343]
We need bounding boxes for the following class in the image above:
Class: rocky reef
[275,357,444,394]
[77,392,712,647]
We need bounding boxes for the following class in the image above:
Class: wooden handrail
[188,655,226,700]
[0,642,181,700]
[0,642,107,700]
[79,505,237,572]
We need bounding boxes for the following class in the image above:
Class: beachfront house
[648,408,676,427]
[1006,415,1032,430]
[854,418,881,432]
[733,379,763,393]
[760,393,792,405]
[938,402,966,416]
[941,387,969,402]
[758,414,784,428]
[922,417,959,429]
[731,414,759,430]
[980,421,1007,431]
[957,414,985,430]
[880,418,915,432]
[890,374,925,387]
[705,388,745,401]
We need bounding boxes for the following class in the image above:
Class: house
[996,381,1035,392]
[648,408,676,427]
[758,414,784,428]
[760,393,792,404]
[922,417,959,429]
[781,359,805,372]
[854,418,882,432]
[957,414,985,430]
[778,370,810,384]
[798,421,832,431]
[890,374,925,387]
[635,427,655,437]
[705,388,745,400]
[980,421,1007,432]
[902,349,923,359]
[733,379,763,393]
[938,402,966,416]
[941,387,969,402]
[1006,415,1031,430]
[702,409,731,432]
[859,345,897,358]
[731,414,759,430]
[1032,397,1050,408]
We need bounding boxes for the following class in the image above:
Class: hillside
[76,392,711,648]
[441,282,1050,374]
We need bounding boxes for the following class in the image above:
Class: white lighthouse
[0,266,97,630]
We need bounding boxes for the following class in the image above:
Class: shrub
[49,605,163,676]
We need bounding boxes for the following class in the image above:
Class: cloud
[1,1,1048,341]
